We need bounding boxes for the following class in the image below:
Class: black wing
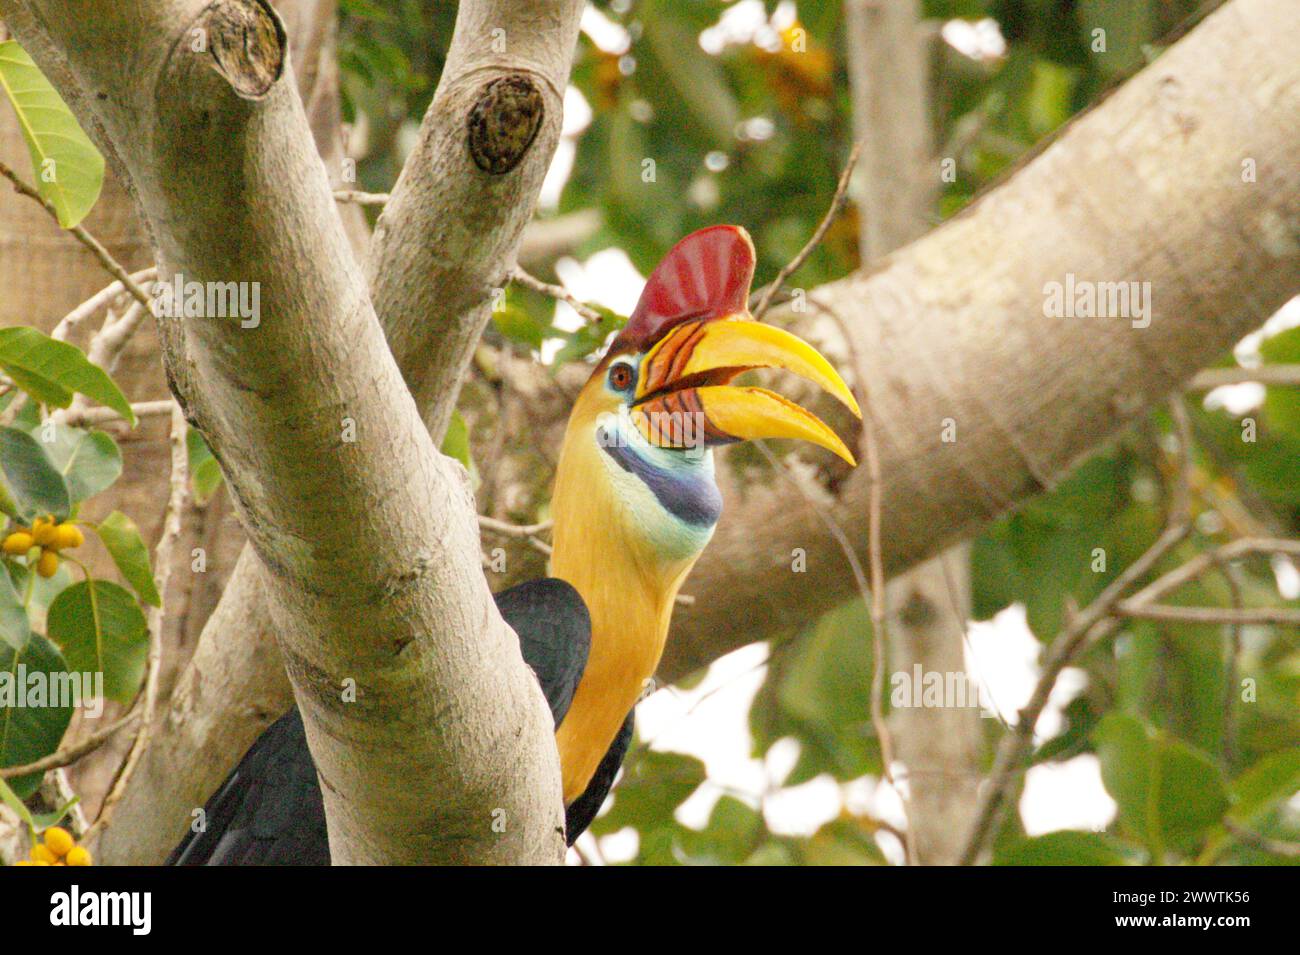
[564,708,634,846]
[494,578,590,726]
[168,708,328,865]
[169,578,594,865]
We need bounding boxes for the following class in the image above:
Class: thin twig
[511,265,605,323]
[477,514,553,557]
[751,141,864,319]
[1114,603,1300,625]
[0,710,141,779]
[333,189,390,206]
[49,268,157,343]
[1211,552,1244,765]
[84,403,187,846]
[861,409,918,863]
[1188,365,1300,390]
[477,515,554,538]
[86,299,150,373]
[59,399,176,429]
[754,438,915,863]
[0,160,152,312]
[1222,819,1300,858]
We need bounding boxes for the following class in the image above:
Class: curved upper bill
[631,317,862,466]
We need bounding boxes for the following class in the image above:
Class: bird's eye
[608,362,635,392]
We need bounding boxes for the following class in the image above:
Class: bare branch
[49,268,157,342]
[58,400,173,429]
[332,189,389,206]
[0,711,140,780]
[0,159,152,311]
[84,402,187,846]
[957,402,1199,865]
[1188,365,1300,389]
[511,265,604,323]
[751,141,863,319]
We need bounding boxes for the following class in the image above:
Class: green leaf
[0,327,134,424]
[550,305,625,365]
[590,748,706,837]
[0,632,73,799]
[186,427,223,505]
[46,579,147,705]
[31,794,80,833]
[1093,714,1229,857]
[799,817,888,866]
[1,363,71,407]
[1228,750,1300,826]
[639,0,738,147]
[1199,750,1300,862]
[0,561,31,651]
[679,795,766,864]
[995,830,1133,866]
[0,774,35,828]
[93,511,160,607]
[492,304,547,350]
[5,556,72,621]
[440,409,471,469]
[34,422,122,503]
[751,598,878,784]
[0,425,70,521]
[0,41,104,227]
[0,474,16,519]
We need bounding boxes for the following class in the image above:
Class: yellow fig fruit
[36,549,59,578]
[53,524,85,550]
[2,531,34,555]
[43,826,74,857]
[31,518,58,547]
[30,844,58,865]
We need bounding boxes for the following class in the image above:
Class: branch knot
[467,75,545,175]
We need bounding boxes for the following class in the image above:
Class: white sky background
[548,2,1299,864]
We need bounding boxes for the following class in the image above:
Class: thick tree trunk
[3,0,584,865]
[846,0,984,865]
[659,0,1300,681]
[0,0,365,826]
[86,0,1300,864]
[80,0,588,865]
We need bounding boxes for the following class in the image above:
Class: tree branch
[657,0,1300,682]
[3,0,569,864]
[83,0,586,864]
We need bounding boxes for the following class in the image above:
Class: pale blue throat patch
[594,415,721,561]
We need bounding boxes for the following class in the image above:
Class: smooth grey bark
[660,0,1300,678]
[85,0,586,866]
[846,0,984,865]
[1,0,579,864]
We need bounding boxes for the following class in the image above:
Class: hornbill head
[558,224,859,555]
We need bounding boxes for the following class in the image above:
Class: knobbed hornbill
[170,225,859,864]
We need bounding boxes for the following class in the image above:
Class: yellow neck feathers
[547,382,708,802]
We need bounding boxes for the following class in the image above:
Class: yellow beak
[631,317,862,465]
